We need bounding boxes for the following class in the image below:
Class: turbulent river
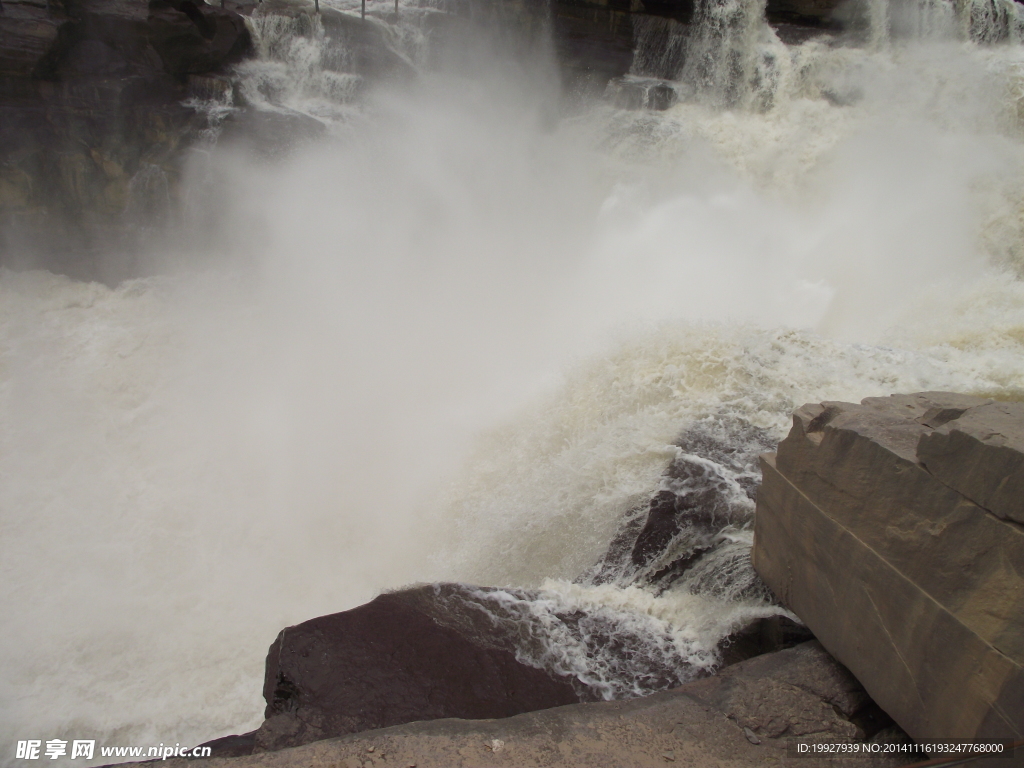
[3,0,1024,762]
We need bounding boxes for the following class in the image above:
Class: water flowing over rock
[754,392,1024,741]
[240,415,817,755]
[247,578,797,753]
[11,0,1018,278]
[5,0,1024,752]
[588,415,777,598]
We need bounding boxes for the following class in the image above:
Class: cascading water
[631,15,690,80]
[871,0,1024,43]
[679,0,780,108]
[3,0,1024,763]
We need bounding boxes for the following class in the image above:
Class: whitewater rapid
[3,0,1024,762]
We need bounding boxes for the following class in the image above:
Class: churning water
[3,0,1024,761]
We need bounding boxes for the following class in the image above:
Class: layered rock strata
[753,392,1024,741]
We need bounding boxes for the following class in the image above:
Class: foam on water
[3,0,1024,762]
[452,580,786,700]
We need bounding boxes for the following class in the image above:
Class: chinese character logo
[70,741,95,760]
[44,741,67,760]
[16,742,41,760]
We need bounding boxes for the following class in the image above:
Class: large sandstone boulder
[753,392,1024,741]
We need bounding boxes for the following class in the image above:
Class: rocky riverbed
[172,393,1022,765]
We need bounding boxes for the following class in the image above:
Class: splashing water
[3,0,1024,762]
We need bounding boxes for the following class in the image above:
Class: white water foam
[3,0,1024,763]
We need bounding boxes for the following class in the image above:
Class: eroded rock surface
[754,392,1024,741]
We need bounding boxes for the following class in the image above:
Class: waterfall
[3,0,1024,763]
[630,15,690,79]
[677,0,792,109]
[870,0,1024,44]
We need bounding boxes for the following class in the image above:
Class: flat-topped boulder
[753,392,1024,741]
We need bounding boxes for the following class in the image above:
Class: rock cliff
[753,392,1024,741]
[0,0,252,280]
[1,0,855,281]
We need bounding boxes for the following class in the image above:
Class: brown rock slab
[754,392,1024,741]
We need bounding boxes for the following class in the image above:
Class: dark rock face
[0,1,67,77]
[718,613,813,666]
[764,0,845,28]
[0,0,253,281]
[754,392,1024,741]
[148,0,253,76]
[549,0,635,92]
[252,585,582,753]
